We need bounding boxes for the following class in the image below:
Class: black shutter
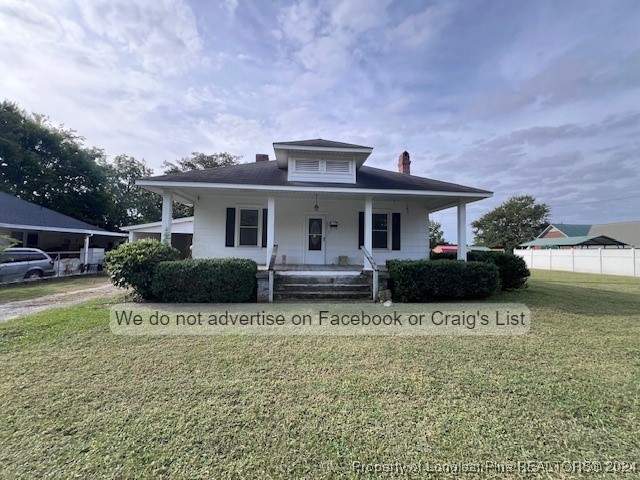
[392,213,401,250]
[225,208,236,247]
[358,211,364,247]
[262,208,268,248]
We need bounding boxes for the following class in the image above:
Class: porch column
[457,199,467,261]
[83,235,90,267]
[266,196,275,265]
[426,212,430,259]
[161,190,173,244]
[364,195,373,270]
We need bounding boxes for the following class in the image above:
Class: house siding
[192,194,429,265]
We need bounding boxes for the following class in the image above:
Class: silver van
[0,248,56,283]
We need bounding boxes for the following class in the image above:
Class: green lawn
[0,275,110,303]
[0,270,638,478]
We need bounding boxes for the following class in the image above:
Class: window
[26,233,38,247]
[238,209,259,246]
[372,213,388,249]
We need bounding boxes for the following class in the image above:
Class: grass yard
[0,270,638,478]
[0,275,110,303]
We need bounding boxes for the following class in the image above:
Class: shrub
[430,251,529,290]
[387,259,500,302]
[105,239,180,300]
[472,252,530,290]
[152,258,258,303]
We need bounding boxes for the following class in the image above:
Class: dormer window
[289,158,355,183]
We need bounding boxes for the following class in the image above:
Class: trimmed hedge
[431,251,530,290]
[152,258,258,303]
[387,259,500,302]
[105,239,180,300]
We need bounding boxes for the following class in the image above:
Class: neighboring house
[0,191,127,251]
[520,222,637,249]
[137,139,492,301]
[121,217,194,258]
[432,245,491,254]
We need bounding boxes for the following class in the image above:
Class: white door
[304,215,325,264]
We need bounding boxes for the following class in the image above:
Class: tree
[471,195,550,252]
[162,152,241,218]
[429,220,447,248]
[99,155,161,228]
[162,152,240,174]
[0,101,113,228]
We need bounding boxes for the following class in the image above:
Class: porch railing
[268,244,278,303]
[359,246,379,301]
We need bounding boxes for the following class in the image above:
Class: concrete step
[276,274,369,286]
[275,283,371,293]
[274,290,372,300]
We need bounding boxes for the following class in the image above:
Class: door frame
[303,213,326,265]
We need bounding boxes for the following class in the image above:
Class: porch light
[314,194,319,211]
[330,221,338,229]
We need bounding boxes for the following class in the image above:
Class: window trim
[372,211,391,250]
[236,205,263,248]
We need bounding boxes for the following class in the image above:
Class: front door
[304,215,325,264]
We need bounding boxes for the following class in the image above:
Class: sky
[1,0,639,241]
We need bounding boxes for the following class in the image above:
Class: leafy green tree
[0,101,112,228]
[429,220,447,248]
[162,152,241,217]
[471,195,550,251]
[162,152,240,174]
[99,155,161,228]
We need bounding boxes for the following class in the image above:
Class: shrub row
[105,239,257,302]
[387,259,500,302]
[152,258,257,303]
[431,251,529,290]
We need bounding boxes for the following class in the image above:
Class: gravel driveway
[0,284,121,323]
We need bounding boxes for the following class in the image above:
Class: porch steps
[274,273,371,301]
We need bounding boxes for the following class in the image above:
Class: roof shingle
[141,160,491,195]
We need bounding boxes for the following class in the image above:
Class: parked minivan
[0,248,56,283]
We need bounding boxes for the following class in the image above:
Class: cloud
[75,0,204,75]
[386,2,457,48]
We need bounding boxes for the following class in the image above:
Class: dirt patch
[0,284,121,323]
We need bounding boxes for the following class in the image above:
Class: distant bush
[105,239,180,300]
[431,251,529,290]
[387,259,500,302]
[152,258,257,303]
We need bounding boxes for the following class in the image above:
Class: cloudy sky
[1,0,639,240]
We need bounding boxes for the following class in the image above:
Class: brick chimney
[398,151,411,174]
[256,154,269,162]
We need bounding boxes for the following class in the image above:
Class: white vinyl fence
[514,248,639,277]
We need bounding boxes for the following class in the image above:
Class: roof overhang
[0,223,128,237]
[121,217,194,234]
[272,142,373,169]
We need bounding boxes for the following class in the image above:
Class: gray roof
[142,160,491,195]
[590,221,640,247]
[0,191,117,234]
[273,138,372,149]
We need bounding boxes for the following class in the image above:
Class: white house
[121,217,194,258]
[137,139,492,301]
